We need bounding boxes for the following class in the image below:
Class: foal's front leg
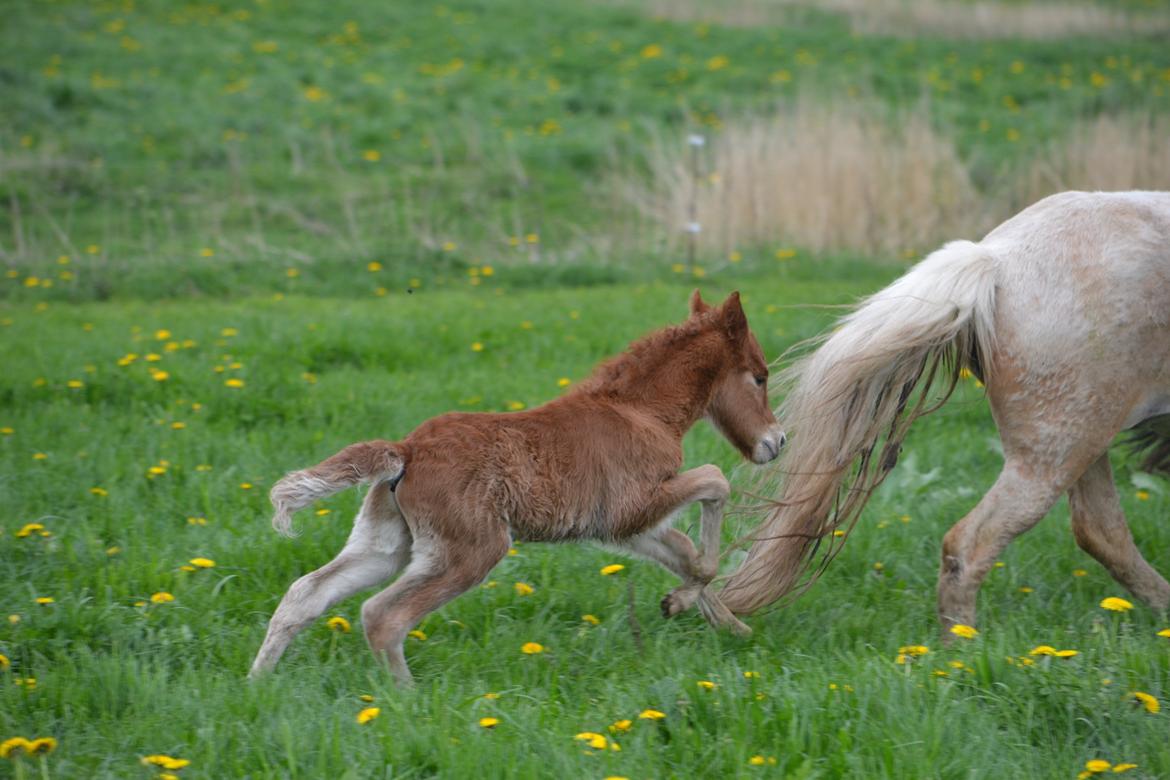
[621,464,750,636]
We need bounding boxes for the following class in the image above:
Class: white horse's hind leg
[1069,454,1170,610]
[937,458,1082,633]
[249,482,411,676]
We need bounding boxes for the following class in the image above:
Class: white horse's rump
[721,191,1170,630]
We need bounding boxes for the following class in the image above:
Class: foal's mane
[574,309,720,396]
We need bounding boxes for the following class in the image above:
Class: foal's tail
[720,241,999,614]
[269,440,406,537]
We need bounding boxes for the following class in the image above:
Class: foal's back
[395,393,682,543]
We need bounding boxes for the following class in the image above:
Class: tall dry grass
[619,102,986,257]
[1015,113,1170,205]
[619,106,1170,260]
[631,0,1170,40]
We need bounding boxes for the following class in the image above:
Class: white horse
[720,190,1170,633]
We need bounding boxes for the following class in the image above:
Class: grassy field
[3,0,1170,778]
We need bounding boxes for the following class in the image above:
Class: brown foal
[249,290,784,683]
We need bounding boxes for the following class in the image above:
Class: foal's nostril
[777,433,787,450]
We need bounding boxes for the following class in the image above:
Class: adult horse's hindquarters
[721,190,1170,633]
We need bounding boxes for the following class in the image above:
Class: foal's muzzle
[751,424,787,464]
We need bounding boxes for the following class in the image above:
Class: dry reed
[632,0,1170,40]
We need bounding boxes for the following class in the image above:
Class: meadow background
[2,0,1170,777]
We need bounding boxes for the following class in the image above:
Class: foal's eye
[754,375,767,388]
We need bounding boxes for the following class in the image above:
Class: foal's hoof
[661,587,699,618]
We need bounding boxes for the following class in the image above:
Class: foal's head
[691,290,786,464]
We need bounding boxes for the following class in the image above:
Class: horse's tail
[269,440,406,537]
[720,240,999,614]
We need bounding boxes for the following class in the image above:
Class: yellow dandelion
[1135,489,1150,500]
[478,717,500,729]
[16,523,45,538]
[513,582,534,596]
[1130,691,1160,714]
[149,592,174,604]
[581,614,600,625]
[171,422,186,430]
[189,558,215,568]
[326,616,351,633]
[609,719,632,733]
[898,645,929,657]
[362,150,381,162]
[1029,645,1057,656]
[640,43,663,59]
[1157,628,1170,638]
[26,738,56,755]
[1073,569,1088,577]
[239,482,253,490]
[470,342,484,352]
[408,630,427,641]
[506,401,525,411]
[1054,649,1079,658]
[749,755,766,766]
[743,671,759,678]
[520,642,544,654]
[1,738,31,758]
[224,378,245,388]
[141,755,190,770]
[33,453,47,460]
[1112,764,1138,773]
[1100,597,1133,612]
[482,692,500,700]
[557,377,570,387]
[696,680,717,690]
[356,707,380,724]
[638,709,665,720]
[315,508,331,516]
[35,597,54,605]
[600,564,625,576]
[949,624,978,639]
[1085,760,1111,773]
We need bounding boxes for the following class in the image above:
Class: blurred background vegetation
[3,0,1169,299]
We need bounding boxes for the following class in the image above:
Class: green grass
[2,270,1168,778]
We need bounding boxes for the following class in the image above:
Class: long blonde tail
[720,240,998,614]
[269,440,405,537]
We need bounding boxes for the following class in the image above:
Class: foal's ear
[721,291,747,338]
[689,288,711,316]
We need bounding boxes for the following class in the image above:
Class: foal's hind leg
[361,527,510,685]
[249,482,410,676]
[1069,454,1170,609]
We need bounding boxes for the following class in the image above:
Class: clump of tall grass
[620,105,1170,260]
[1015,113,1170,204]
[619,101,985,258]
[631,0,1170,40]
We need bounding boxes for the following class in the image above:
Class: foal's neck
[584,331,724,437]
